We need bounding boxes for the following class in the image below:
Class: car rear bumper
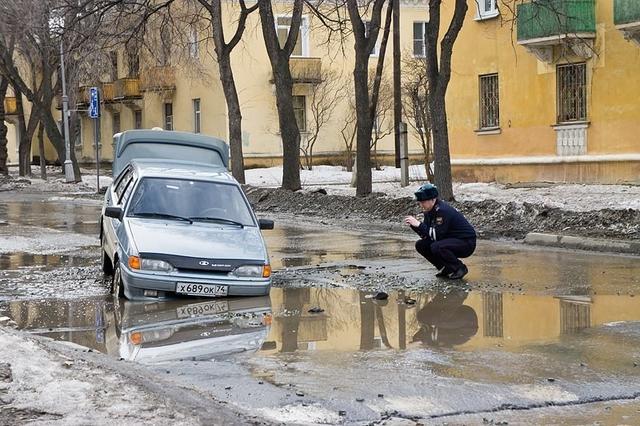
[120,265,271,300]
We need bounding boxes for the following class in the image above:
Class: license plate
[177,300,229,318]
[176,282,228,297]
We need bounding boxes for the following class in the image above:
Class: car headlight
[141,258,175,272]
[233,265,267,278]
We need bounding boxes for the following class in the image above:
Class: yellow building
[5,0,639,184]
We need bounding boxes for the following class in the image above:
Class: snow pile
[246,165,640,212]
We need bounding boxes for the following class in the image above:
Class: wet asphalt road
[1,193,640,425]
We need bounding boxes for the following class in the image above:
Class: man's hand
[404,216,420,227]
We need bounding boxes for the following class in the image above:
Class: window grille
[479,73,499,129]
[557,63,587,123]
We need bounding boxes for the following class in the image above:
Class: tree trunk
[353,58,372,196]
[15,87,34,177]
[273,66,301,191]
[38,124,46,179]
[429,90,453,200]
[0,78,9,174]
[218,54,246,184]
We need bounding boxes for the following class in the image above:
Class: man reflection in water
[412,291,478,347]
[404,183,477,280]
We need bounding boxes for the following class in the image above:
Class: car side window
[113,167,132,198]
[114,170,134,205]
[119,176,136,207]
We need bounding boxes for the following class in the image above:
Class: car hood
[126,219,267,260]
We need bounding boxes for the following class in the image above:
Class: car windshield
[127,177,255,227]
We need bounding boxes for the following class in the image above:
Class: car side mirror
[105,206,124,220]
[258,219,274,230]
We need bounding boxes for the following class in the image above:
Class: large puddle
[3,288,640,362]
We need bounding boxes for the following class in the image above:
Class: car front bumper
[120,265,271,300]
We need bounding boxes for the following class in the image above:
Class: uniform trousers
[415,238,476,272]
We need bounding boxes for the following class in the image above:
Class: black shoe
[448,264,469,280]
[435,267,452,278]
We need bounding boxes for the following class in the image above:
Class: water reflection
[261,288,640,354]
[4,288,640,362]
[1,296,271,364]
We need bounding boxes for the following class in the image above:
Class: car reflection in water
[108,296,272,363]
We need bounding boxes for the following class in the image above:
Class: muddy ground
[243,186,640,241]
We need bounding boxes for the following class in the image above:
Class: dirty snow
[0,329,197,425]
[246,165,640,212]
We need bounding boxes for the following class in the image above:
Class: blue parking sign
[89,86,100,119]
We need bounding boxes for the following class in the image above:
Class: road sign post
[89,87,101,193]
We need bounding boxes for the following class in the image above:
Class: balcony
[114,78,141,101]
[140,66,176,92]
[76,86,90,106]
[101,82,115,102]
[516,0,596,63]
[3,97,17,116]
[270,57,323,86]
[614,0,640,45]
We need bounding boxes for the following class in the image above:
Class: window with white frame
[476,0,499,20]
[164,102,173,130]
[479,73,499,129]
[413,21,427,57]
[189,26,199,59]
[112,112,121,135]
[276,16,309,57]
[293,96,306,132]
[364,21,380,57]
[134,110,142,129]
[193,98,201,133]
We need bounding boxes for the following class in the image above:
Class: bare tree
[424,0,467,201]
[339,89,357,172]
[345,0,393,196]
[258,0,304,191]
[369,75,393,170]
[194,0,258,184]
[0,75,8,174]
[402,56,433,182]
[301,67,342,170]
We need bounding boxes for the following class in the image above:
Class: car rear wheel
[111,261,125,298]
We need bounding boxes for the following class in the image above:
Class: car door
[104,167,135,259]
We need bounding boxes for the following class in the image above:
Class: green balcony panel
[517,0,596,41]
[615,0,640,25]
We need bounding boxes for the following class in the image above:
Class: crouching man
[404,184,476,280]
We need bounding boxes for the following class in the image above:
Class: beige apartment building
[3,0,640,184]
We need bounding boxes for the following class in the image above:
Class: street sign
[89,86,100,119]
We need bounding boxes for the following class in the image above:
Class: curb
[524,232,640,255]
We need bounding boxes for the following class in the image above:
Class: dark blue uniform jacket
[411,200,476,242]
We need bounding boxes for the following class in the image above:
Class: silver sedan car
[100,160,273,300]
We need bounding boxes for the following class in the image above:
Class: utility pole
[60,39,74,182]
[393,0,402,168]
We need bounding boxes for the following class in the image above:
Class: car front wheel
[111,261,125,298]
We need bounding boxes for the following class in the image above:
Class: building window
[164,103,173,130]
[476,0,499,20]
[193,98,201,133]
[557,63,587,123]
[364,21,380,57]
[112,112,121,135]
[479,73,499,129]
[413,22,427,57]
[276,16,309,57]
[293,96,306,132]
[160,27,172,66]
[134,110,142,129]
[109,51,118,81]
[189,26,199,59]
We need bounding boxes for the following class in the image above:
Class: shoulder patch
[435,216,444,225]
